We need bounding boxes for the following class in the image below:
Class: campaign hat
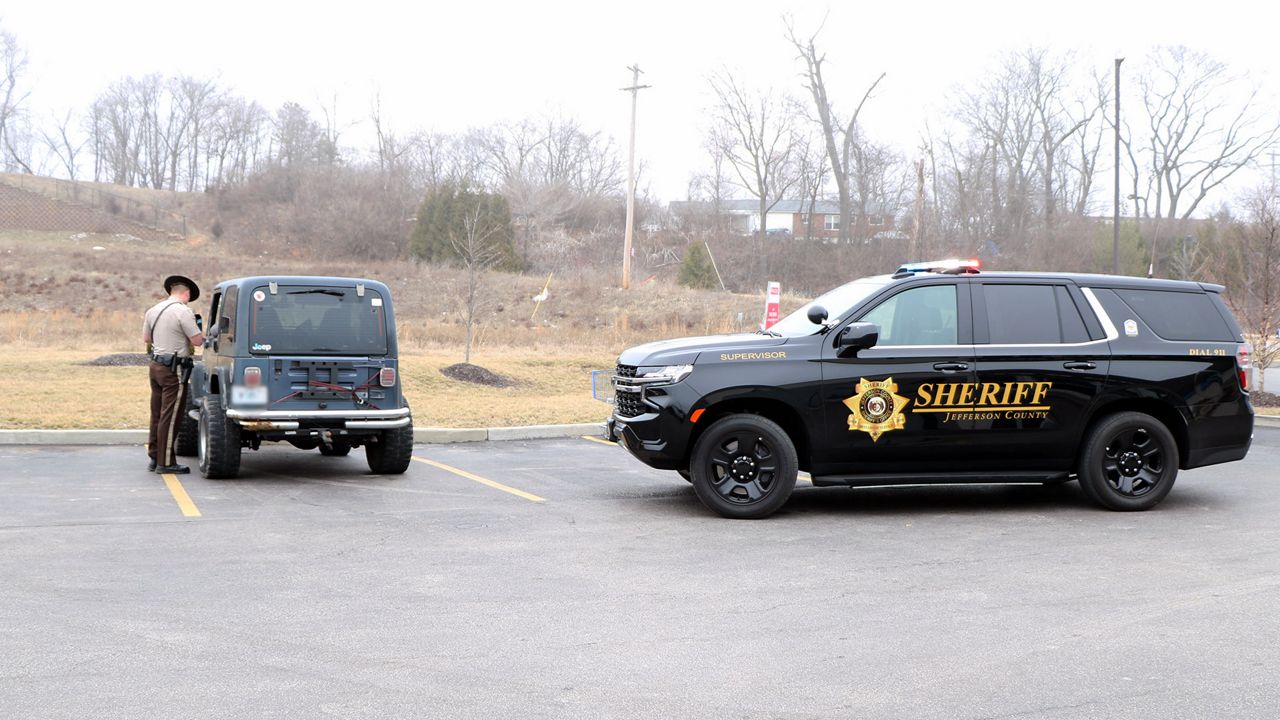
[163,275,200,302]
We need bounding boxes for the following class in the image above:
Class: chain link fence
[0,173,187,241]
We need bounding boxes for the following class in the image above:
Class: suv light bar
[894,258,981,277]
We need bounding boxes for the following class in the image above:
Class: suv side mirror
[838,322,879,351]
[806,305,828,325]
[218,316,230,333]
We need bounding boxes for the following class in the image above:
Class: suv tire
[198,394,242,479]
[319,440,352,457]
[174,407,198,457]
[366,425,413,474]
[689,414,798,519]
[1077,411,1178,511]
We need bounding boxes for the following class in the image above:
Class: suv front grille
[614,364,644,418]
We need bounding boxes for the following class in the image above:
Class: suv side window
[983,284,1087,344]
[1114,288,1234,342]
[222,285,239,342]
[859,284,957,346]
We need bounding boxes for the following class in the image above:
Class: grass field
[0,348,616,430]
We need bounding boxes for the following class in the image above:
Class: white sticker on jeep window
[254,290,266,302]
[1124,319,1138,337]
[371,298,383,307]
[252,342,272,351]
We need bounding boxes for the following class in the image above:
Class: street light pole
[621,65,651,290]
[1113,57,1124,275]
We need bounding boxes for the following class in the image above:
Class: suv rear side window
[1114,289,1235,342]
[983,284,1087,344]
[859,284,957,346]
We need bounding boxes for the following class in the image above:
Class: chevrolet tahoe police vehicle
[181,276,413,479]
[607,259,1254,519]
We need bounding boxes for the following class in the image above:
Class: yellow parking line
[412,457,545,503]
[581,435,617,447]
[161,473,202,517]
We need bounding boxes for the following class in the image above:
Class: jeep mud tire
[366,425,413,474]
[198,394,242,479]
[689,414,798,519]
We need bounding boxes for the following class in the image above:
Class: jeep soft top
[607,259,1253,519]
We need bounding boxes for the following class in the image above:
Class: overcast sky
[6,0,1280,204]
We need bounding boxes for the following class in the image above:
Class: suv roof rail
[893,258,982,278]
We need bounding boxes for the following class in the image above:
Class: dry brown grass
[0,348,616,429]
[0,227,816,429]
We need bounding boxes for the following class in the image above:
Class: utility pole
[621,65,651,290]
[1113,57,1124,275]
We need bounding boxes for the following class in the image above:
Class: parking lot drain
[411,457,545,503]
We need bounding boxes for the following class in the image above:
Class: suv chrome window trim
[1081,288,1119,341]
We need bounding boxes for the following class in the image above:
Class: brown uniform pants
[148,362,188,467]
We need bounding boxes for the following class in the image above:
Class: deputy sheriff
[142,275,204,474]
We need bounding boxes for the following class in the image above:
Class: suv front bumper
[226,407,412,430]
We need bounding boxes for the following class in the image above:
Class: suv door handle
[932,362,969,372]
[1063,361,1097,371]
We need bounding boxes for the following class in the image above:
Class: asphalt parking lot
[3,428,1279,719]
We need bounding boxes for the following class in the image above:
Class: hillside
[0,227,790,353]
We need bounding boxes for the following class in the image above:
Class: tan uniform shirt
[143,299,199,357]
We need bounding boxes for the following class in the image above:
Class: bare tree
[786,17,885,243]
[1126,46,1280,275]
[41,109,86,180]
[0,28,32,173]
[1021,48,1098,230]
[708,69,801,281]
[1215,185,1280,392]
[451,202,506,364]
[792,127,829,242]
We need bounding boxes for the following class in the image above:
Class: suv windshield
[769,278,889,337]
[248,285,388,355]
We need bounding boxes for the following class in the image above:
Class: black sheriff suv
[607,259,1254,519]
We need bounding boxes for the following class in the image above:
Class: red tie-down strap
[271,371,382,409]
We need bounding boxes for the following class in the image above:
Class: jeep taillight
[379,367,396,387]
[1237,344,1251,393]
[244,366,262,387]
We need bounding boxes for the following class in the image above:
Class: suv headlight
[639,364,694,384]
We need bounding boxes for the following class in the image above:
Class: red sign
[763,281,781,329]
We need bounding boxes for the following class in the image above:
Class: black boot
[148,457,157,472]
[155,464,190,474]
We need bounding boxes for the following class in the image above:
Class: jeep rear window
[1113,289,1235,342]
[249,285,388,355]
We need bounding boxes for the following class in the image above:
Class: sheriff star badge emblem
[843,377,910,442]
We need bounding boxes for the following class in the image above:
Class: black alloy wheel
[1078,411,1178,511]
[690,414,798,519]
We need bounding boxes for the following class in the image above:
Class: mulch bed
[440,362,516,388]
[83,353,151,367]
[1250,390,1279,408]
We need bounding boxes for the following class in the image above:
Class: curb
[1256,415,1280,429]
[0,423,606,447]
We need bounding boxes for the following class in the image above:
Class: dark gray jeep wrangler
[176,275,413,479]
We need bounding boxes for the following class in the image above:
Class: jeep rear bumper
[226,407,412,430]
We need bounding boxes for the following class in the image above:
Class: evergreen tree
[678,242,720,290]
[409,183,520,271]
